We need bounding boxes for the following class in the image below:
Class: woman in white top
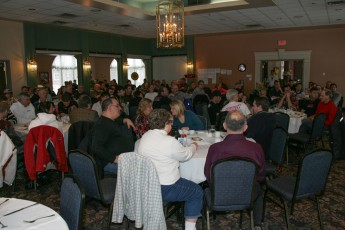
[138,109,203,230]
[144,84,158,101]
[29,101,63,133]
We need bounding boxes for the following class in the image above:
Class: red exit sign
[278,40,286,46]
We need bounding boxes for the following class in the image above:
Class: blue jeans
[104,162,118,174]
[161,178,204,219]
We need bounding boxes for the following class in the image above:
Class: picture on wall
[39,72,49,84]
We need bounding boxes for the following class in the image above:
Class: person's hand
[181,127,189,130]
[191,142,198,150]
[114,155,119,163]
[123,118,136,130]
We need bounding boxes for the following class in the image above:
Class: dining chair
[265,127,289,178]
[23,125,69,190]
[288,113,326,158]
[197,115,208,130]
[264,149,332,230]
[204,157,258,230]
[67,121,94,152]
[60,175,85,230]
[273,112,290,132]
[112,152,167,230]
[68,149,116,208]
[215,111,228,131]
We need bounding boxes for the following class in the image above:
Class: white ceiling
[0,0,344,38]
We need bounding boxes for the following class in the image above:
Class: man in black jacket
[90,97,134,174]
[245,97,276,159]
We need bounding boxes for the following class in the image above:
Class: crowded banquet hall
[1,0,345,229]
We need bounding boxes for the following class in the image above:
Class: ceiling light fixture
[156,0,184,48]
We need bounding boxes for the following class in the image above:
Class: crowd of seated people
[1,76,343,229]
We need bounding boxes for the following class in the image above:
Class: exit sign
[278,40,286,46]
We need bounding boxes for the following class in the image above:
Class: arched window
[110,59,118,83]
[128,58,145,87]
[52,55,78,93]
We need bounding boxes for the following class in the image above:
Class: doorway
[254,49,311,89]
[261,60,304,87]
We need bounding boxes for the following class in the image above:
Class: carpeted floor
[2,149,345,230]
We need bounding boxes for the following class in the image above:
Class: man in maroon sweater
[299,90,337,133]
[204,110,265,229]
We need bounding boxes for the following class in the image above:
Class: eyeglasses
[166,119,174,124]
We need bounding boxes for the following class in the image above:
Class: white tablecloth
[269,109,306,134]
[14,123,71,153]
[179,131,224,184]
[0,197,68,230]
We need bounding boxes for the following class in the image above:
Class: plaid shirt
[112,152,166,230]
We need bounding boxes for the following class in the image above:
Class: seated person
[221,89,251,117]
[294,83,305,99]
[69,95,99,123]
[134,98,153,139]
[29,101,63,133]
[92,92,110,117]
[0,96,17,125]
[268,80,283,105]
[0,101,23,152]
[330,83,342,107]
[137,109,203,230]
[208,90,222,126]
[245,97,276,159]
[299,86,320,117]
[10,93,36,125]
[170,99,204,130]
[277,85,297,110]
[204,110,265,229]
[3,88,17,106]
[90,97,134,174]
[57,93,78,116]
[299,90,338,134]
[153,86,171,110]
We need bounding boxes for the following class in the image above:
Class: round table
[179,131,224,184]
[0,198,68,230]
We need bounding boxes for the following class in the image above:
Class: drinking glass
[209,125,216,137]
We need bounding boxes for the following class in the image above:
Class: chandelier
[156,0,184,48]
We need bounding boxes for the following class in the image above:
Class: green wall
[23,23,194,86]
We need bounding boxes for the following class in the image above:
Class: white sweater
[138,129,196,185]
[28,113,63,133]
[10,102,36,125]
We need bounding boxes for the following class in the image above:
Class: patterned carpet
[2,150,345,230]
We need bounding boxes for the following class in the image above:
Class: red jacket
[24,125,68,180]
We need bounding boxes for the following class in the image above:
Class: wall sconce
[83,57,91,71]
[27,57,37,72]
[123,61,129,69]
[186,62,193,74]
